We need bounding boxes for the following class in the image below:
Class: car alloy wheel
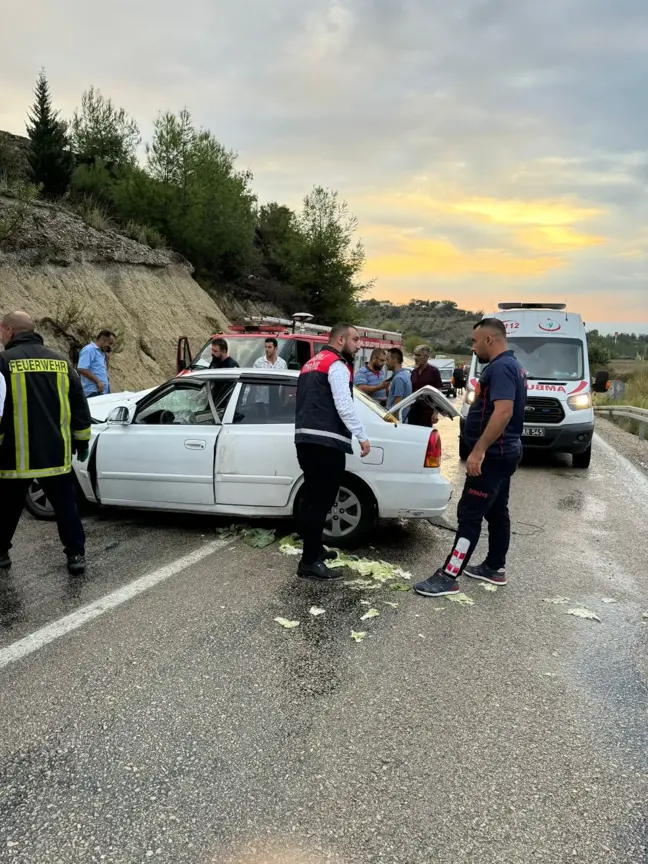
[25,480,56,520]
[325,485,362,539]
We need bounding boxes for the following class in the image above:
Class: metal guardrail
[594,405,648,440]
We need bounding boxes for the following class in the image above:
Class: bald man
[0,311,92,575]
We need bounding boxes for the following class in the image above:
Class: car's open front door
[176,336,193,373]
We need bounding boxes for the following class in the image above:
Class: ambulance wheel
[572,446,592,469]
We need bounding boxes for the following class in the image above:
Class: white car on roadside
[26,369,458,546]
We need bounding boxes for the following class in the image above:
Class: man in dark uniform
[294,323,371,581]
[414,319,526,597]
[0,311,92,575]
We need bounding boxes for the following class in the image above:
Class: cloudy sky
[2,0,647,332]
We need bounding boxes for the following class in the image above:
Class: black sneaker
[414,569,460,597]
[464,561,507,586]
[298,560,343,581]
[67,554,86,576]
[0,553,11,570]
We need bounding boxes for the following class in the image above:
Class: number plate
[523,426,546,437]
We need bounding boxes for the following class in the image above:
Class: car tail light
[424,430,442,468]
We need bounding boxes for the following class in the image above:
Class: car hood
[89,389,154,423]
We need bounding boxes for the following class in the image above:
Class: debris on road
[642,612,648,621]
[278,533,302,555]
[274,617,300,629]
[543,597,571,605]
[218,523,276,548]
[389,582,412,592]
[360,608,380,621]
[351,631,366,642]
[566,608,602,623]
[446,592,475,606]
[244,528,276,548]
[309,606,326,617]
[383,601,399,608]
[479,583,498,592]
[344,578,379,591]
[601,598,617,604]
[329,553,413,583]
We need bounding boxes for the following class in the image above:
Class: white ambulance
[459,302,594,468]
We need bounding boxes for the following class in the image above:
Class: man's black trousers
[296,443,346,565]
[443,454,519,577]
[0,473,86,558]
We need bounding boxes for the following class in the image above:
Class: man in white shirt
[253,337,288,371]
[294,323,371,580]
[252,338,288,409]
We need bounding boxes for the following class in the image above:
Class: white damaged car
[26,369,458,546]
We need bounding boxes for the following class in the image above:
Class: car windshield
[192,337,293,369]
[476,337,584,380]
[439,369,453,381]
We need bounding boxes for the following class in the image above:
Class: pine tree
[26,70,73,199]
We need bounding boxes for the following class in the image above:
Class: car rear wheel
[25,477,94,520]
[323,476,376,548]
[572,446,592,469]
[25,480,56,520]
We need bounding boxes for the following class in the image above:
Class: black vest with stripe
[294,347,354,454]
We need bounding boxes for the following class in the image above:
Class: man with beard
[414,319,526,597]
[294,323,371,581]
[354,347,389,406]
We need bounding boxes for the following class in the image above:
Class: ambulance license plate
[523,427,545,437]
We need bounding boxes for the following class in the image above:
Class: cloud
[367,233,563,279]
[1,0,647,327]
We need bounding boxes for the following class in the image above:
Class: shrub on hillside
[75,199,114,232]
[124,220,166,249]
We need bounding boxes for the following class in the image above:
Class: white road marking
[594,432,648,507]
[0,538,234,672]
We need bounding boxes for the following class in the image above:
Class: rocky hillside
[0,194,234,390]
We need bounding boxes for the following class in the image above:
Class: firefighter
[0,311,92,575]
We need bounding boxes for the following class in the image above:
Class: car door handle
[184,439,206,450]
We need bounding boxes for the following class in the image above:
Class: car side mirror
[107,405,133,425]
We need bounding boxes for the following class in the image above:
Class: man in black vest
[294,323,371,580]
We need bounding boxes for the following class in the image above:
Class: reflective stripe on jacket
[0,332,92,479]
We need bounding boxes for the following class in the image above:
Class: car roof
[178,368,300,381]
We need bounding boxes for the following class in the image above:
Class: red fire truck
[176,313,403,374]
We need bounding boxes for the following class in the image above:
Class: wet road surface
[0,423,647,863]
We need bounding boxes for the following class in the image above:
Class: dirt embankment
[0,196,233,390]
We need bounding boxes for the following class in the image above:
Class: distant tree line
[0,70,370,323]
[357,298,483,355]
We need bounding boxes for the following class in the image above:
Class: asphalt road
[0,423,647,864]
